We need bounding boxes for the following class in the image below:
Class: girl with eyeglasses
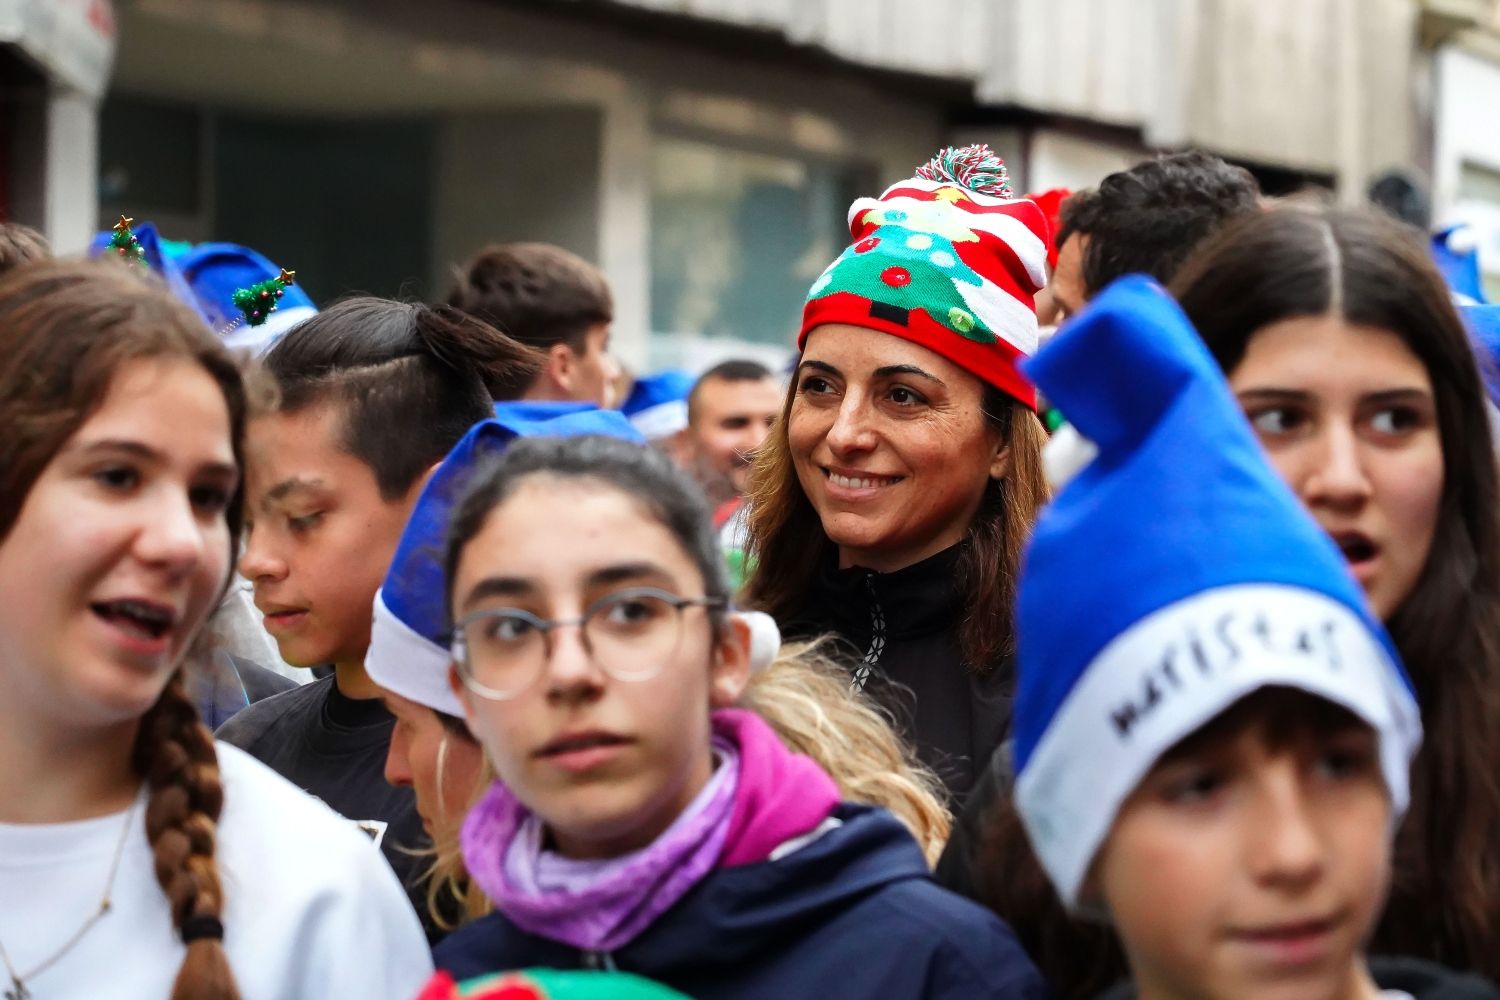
[423,435,1044,1000]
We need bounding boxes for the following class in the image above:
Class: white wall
[1432,45,1500,290]
[1433,46,1500,218]
[42,87,100,254]
[1026,129,1147,194]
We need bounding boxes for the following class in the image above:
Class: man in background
[684,359,782,518]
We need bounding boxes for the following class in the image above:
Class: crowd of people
[3,140,1500,1000]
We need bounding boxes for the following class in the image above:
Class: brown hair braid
[132,675,241,999]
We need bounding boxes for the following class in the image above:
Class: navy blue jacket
[434,804,1046,999]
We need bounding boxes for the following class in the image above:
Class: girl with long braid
[0,260,431,998]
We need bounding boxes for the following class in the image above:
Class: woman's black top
[784,544,1012,807]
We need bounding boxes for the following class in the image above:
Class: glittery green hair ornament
[229,267,297,329]
[107,215,146,264]
[915,144,1014,199]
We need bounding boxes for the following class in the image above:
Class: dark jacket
[784,545,1012,807]
[1097,957,1500,999]
[937,743,1126,999]
[433,804,1047,1000]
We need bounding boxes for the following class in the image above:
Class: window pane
[651,137,860,360]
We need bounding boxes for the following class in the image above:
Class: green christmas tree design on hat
[800,145,1051,410]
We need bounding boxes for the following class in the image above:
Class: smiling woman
[744,146,1052,806]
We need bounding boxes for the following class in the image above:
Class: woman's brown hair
[743,377,1049,671]
[1173,203,1500,971]
[0,259,249,999]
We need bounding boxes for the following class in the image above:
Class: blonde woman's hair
[741,640,951,864]
[420,725,497,931]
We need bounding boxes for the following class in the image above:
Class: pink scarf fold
[461,709,840,953]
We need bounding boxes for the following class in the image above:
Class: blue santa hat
[367,406,646,715]
[91,223,315,354]
[620,370,694,440]
[1012,275,1423,908]
[1432,224,1487,305]
[170,242,317,354]
[368,402,784,714]
[1462,304,1500,407]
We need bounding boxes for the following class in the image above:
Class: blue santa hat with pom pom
[1012,275,1423,908]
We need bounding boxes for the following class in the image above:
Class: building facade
[6,0,1446,365]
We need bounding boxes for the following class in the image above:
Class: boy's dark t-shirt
[215,675,437,939]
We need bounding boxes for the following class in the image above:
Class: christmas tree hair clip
[916,144,1014,199]
[107,215,146,264]
[222,267,297,335]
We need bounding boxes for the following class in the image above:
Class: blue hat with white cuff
[1012,275,1423,908]
[367,406,646,716]
[621,370,695,440]
[90,225,315,355]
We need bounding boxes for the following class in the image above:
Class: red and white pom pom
[916,144,1014,199]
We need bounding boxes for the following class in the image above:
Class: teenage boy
[445,242,621,407]
[1010,277,1488,999]
[1048,152,1260,323]
[219,298,539,938]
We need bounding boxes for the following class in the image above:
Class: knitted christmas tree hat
[1013,276,1423,909]
[800,145,1051,409]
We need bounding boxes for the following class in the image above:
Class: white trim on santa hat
[1016,582,1418,909]
[366,588,465,717]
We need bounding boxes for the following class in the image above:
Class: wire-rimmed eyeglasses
[450,586,727,701]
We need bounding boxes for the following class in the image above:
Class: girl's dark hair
[977,204,1500,996]
[1171,203,1500,969]
[0,259,248,1000]
[262,298,543,500]
[743,375,1050,671]
[443,435,729,625]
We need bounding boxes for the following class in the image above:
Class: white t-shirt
[0,743,432,999]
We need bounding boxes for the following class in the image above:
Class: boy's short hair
[1057,151,1261,296]
[444,242,612,356]
[0,222,50,275]
[261,297,541,500]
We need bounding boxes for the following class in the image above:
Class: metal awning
[593,0,1420,176]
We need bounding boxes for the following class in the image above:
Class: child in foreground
[426,435,1044,999]
[365,414,952,937]
[1010,275,1495,999]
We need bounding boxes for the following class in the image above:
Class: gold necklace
[0,792,142,1000]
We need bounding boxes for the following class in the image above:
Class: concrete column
[43,85,99,254]
[597,91,652,371]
